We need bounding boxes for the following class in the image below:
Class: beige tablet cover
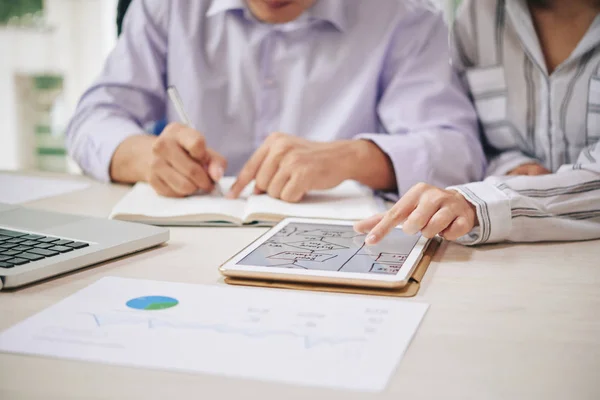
[224,238,440,298]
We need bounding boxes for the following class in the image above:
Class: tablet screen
[236,222,421,275]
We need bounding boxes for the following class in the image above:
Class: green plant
[0,0,43,24]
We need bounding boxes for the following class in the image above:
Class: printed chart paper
[0,277,429,392]
[0,174,90,204]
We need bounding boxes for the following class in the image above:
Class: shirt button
[265,78,275,87]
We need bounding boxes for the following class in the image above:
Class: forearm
[345,139,396,191]
[109,134,156,183]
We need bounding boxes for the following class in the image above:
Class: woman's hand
[507,163,551,176]
[354,183,478,245]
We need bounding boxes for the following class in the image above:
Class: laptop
[0,203,169,290]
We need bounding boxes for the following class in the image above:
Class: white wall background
[0,0,117,171]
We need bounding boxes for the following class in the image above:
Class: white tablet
[220,218,430,289]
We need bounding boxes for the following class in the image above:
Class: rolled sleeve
[65,0,169,182]
[67,111,144,182]
[357,130,478,196]
[363,7,484,197]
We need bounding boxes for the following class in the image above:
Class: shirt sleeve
[65,0,170,182]
[449,142,600,245]
[355,7,485,196]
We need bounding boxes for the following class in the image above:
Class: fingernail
[366,234,377,245]
[226,191,235,199]
[214,166,224,181]
[209,165,224,182]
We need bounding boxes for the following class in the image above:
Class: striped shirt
[448,0,600,244]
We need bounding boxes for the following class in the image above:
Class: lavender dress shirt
[66,0,485,195]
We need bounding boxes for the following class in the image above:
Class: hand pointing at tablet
[355,183,478,244]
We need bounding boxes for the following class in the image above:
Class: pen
[167,86,223,196]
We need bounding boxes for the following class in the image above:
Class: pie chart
[126,296,179,310]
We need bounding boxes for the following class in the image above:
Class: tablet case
[224,237,440,298]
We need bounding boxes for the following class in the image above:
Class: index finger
[354,213,385,234]
[364,188,421,245]
[227,145,269,199]
[176,127,208,162]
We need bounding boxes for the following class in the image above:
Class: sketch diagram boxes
[376,253,408,265]
[370,253,409,274]
[370,264,402,274]
[300,229,361,239]
[286,240,348,252]
[239,223,419,275]
[274,226,361,240]
[222,219,431,289]
[268,251,336,263]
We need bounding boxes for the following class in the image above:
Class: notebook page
[244,180,383,222]
[110,178,246,221]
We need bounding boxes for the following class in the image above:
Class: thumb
[206,149,227,182]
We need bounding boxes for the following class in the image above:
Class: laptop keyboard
[0,228,89,269]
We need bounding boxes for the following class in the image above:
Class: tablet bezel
[219,217,430,289]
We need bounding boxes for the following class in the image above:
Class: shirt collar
[206,0,246,18]
[507,0,600,74]
[506,0,547,72]
[206,0,348,32]
[306,0,348,32]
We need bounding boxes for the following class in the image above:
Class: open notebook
[109,177,384,226]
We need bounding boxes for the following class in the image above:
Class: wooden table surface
[1,172,599,400]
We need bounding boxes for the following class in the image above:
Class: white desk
[1,173,599,400]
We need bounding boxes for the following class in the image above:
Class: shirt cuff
[69,118,143,183]
[355,133,431,197]
[448,181,512,245]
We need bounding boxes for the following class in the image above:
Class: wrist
[342,139,396,190]
[450,188,480,228]
[461,193,479,227]
[109,134,156,183]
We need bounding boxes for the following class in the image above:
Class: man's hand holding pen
[147,122,227,198]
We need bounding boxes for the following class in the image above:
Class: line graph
[0,277,429,392]
[85,312,368,350]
